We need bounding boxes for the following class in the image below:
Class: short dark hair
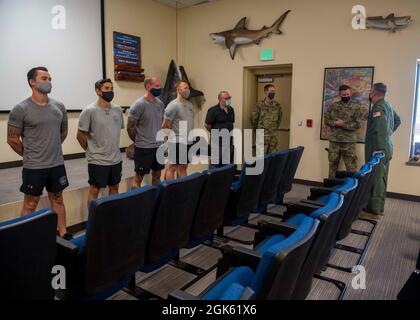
[27,67,48,87]
[339,84,352,92]
[95,78,112,90]
[264,84,275,92]
[175,80,190,91]
[373,83,387,96]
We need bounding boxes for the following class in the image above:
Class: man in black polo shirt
[205,91,236,168]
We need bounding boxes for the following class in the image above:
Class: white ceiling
[155,0,217,9]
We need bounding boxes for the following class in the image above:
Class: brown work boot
[359,210,382,221]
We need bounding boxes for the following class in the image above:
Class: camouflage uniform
[251,99,283,153]
[324,101,361,178]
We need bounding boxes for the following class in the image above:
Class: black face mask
[341,97,351,103]
[268,92,276,100]
[101,91,114,103]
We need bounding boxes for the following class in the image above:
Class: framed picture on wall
[320,66,374,143]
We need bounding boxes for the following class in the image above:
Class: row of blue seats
[169,153,385,300]
[0,147,304,300]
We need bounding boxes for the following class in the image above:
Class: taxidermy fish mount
[366,14,412,32]
[160,60,205,109]
[210,10,291,60]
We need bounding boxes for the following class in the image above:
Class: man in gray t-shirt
[7,66,70,239]
[163,80,195,180]
[77,79,124,207]
[128,77,165,187]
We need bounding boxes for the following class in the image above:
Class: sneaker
[359,211,382,221]
[62,233,74,241]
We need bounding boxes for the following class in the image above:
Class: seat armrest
[301,199,325,207]
[168,289,201,301]
[217,245,263,277]
[257,220,298,237]
[323,178,345,188]
[286,202,319,214]
[335,171,355,179]
[241,287,256,300]
[308,187,336,200]
[56,236,78,255]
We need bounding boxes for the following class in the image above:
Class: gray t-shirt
[164,98,194,145]
[78,102,124,166]
[8,97,67,170]
[128,96,165,148]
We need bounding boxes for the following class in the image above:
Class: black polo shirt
[205,104,235,131]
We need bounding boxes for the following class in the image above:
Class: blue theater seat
[55,186,157,300]
[188,164,237,247]
[279,192,344,299]
[221,155,271,229]
[255,150,289,213]
[0,209,57,300]
[273,146,304,204]
[142,173,207,271]
[170,216,318,300]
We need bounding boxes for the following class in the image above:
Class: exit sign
[260,49,275,61]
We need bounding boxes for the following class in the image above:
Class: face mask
[101,91,114,103]
[150,88,162,97]
[341,97,351,103]
[268,92,275,100]
[36,81,52,94]
[180,89,191,99]
[225,99,232,107]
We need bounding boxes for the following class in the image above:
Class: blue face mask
[150,88,162,97]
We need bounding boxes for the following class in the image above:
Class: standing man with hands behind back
[7,67,71,239]
[77,79,124,208]
[127,77,165,188]
[251,84,283,153]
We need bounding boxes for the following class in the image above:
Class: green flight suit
[365,98,401,214]
[324,101,361,178]
[251,99,283,153]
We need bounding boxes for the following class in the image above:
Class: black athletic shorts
[134,147,165,176]
[21,165,69,197]
[88,162,123,189]
[168,143,193,165]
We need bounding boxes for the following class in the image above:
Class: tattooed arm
[61,121,68,143]
[127,117,138,143]
[7,125,24,156]
[76,130,89,151]
[60,109,68,143]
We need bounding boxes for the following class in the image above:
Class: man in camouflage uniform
[324,85,361,178]
[361,83,401,220]
[251,84,283,153]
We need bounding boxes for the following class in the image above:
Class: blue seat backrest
[191,165,237,240]
[0,209,57,300]
[84,185,157,295]
[233,155,271,218]
[253,216,318,299]
[259,151,290,205]
[278,146,304,195]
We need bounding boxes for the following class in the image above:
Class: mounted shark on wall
[366,14,412,32]
[210,10,291,60]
